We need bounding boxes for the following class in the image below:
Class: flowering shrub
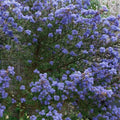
[0,0,120,120]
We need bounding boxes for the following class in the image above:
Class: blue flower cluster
[0,66,15,117]
[0,104,6,117]
[28,67,119,119]
[0,0,120,119]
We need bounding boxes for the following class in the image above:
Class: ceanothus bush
[0,0,120,119]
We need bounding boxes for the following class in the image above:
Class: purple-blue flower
[56,29,62,34]
[28,60,32,63]
[55,44,60,49]
[17,26,23,32]
[25,30,31,35]
[0,104,6,117]
[75,41,83,48]
[35,11,41,17]
[111,36,117,42]
[12,98,16,104]
[16,76,22,81]
[37,27,43,32]
[100,47,105,53]
[20,98,26,103]
[5,45,11,51]
[68,34,73,40]
[39,110,45,115]
[72,29,78,35]
[20,85,25,90]
[56,102,62,110]
[33,38,38,43]
[70,51,77,56]
[48,33,53,37]
[30,115,37,120]
[54,95,60,101]
[49,61,54,65]
[7,66,15,75]
[27,43,32,46]
[24,6,29,11]
[47,23,53,28]
[62,49,68,54]
[65,117,71,120]
[77,113,82,119]
[33,69,40,74]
